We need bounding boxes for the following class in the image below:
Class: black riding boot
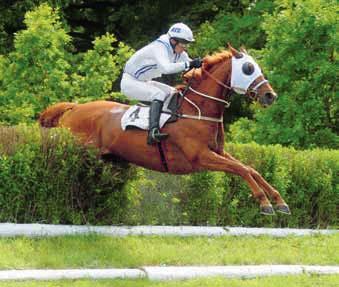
[147,100,169,145]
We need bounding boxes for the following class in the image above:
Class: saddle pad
[120,105,171,131]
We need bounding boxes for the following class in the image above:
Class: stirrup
[147,128,168,145]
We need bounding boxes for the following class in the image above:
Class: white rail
[0,265,338,281]
[0,224,337,237]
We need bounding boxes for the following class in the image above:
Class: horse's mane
[181,50,232,85]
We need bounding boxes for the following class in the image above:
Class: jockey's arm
[154,44,190,74]
[180,50,192,62]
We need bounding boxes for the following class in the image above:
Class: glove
[189,58,202,69]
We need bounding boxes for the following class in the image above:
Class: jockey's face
[170,38,188,54]
[175,42,188,53]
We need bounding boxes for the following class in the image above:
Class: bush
[182,143,338,228]
[0,125,137,224]
[191,0,275,56]
[0,4,133,125]
[125,143,339,228]
[183,171,225,226]
[127,143,338,228]
[190,1,276,127]
[233,0,338,149]
[1,126,337,228]
[228,117,257,143]
[124,169,189,225]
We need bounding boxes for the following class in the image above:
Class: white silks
[231,53,263,94]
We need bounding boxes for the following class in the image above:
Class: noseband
[179,61,269,123]
[246,79,268,101]
[202,66,268,101]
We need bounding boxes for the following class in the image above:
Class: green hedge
[0,125,137,224]
[0,126,337,228]
[182,143,338,228]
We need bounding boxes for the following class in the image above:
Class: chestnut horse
[39,46,290,215]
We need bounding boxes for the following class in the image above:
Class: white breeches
[120,73,175,102]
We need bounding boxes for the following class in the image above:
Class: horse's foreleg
[248,167,290,214]
[197,149,275,215]
[216,123,225,156]
[222,152,290,215]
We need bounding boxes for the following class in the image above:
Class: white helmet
[167,23,194,43]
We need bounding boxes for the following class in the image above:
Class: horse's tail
[39,102,76,128]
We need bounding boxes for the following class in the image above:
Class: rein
[179,63,270,123]
[178,67,231,123]
[202,67,231,91]
[188,86,230,107]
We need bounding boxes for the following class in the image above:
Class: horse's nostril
[265,92,277,101]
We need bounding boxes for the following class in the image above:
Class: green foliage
[0,4,72,124]
[0,1,42,54]
[0,125,137,224]
[184,172,224,225]
[182,143,338,228]
[191,0,276,56]
[0,4,133,125]
[0,126,337,228]
[73,33,134,103]
[125,169,189,225]
[126,143,338,228]
[0,0,236,53]
[233,0,338,149]
[190,0,276,126]
[110,1,231,49]
[0,1,337,228]
[228,117,257,143]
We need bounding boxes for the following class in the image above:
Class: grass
[0,233,338,269]
[0,275,339,287]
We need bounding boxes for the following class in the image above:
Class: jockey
[121,23,202,145]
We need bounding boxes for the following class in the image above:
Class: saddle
[120,91,183,131]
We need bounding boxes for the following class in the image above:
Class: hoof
[276,204,291,215]
[260,205,275,216]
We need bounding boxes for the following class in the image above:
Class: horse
[39,45,290,216]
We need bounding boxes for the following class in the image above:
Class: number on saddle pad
[120,92,182,131]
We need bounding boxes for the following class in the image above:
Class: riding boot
[147,100,169,145]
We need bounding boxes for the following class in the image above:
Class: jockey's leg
[121,73,154,101]
[121,73,173,102]
[148,80,176,97]
[146,81,174,145]
[120,73,169,145]
[147,99,169,145]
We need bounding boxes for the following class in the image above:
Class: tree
[73,33,133,102]
[0,4,72,124]
[0,1,42,54]
[251,0,338,149]
[191,0,276,56]
[0,4,133,125]
[190,0,276,126]
[0,0,233,53]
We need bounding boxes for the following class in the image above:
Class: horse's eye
[242,62,255,75]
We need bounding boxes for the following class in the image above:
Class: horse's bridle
[202,66,269,102]
[180,65,269,123]
[178,68,230,123]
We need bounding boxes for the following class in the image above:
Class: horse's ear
[227,42,241,58]
[240,45,248,54]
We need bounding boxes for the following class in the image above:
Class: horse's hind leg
[222,153,290,215]
[197,149,275,215]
